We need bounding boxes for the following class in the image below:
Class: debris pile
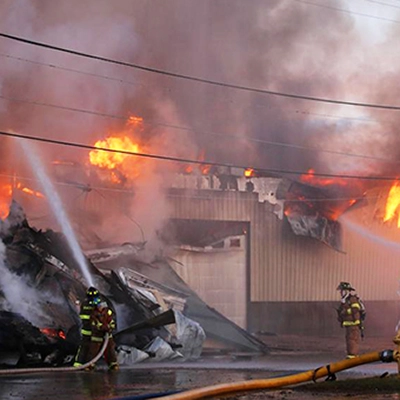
[0,202,266,369]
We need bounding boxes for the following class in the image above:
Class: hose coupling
[380,350,395,363]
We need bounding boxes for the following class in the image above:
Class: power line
[364,0,400,9]
[1,94,397,165]
[1,32,400,110]
[292,0,400,23]
[0,52,148,90]
[1,129,400,181]
[294,109,378,124]
[1,51,381,124]
[0,94,127,122]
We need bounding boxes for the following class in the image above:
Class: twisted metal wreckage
[0,201,267,369]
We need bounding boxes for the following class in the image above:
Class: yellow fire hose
[160,350,396,400]
[0,333,109,375]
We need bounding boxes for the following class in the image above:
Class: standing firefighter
[88,300,119,370]
[336,282,366,359]
[73,286,101,368]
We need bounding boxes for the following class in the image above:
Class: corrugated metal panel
[71,186,400,303]
[168,188,400,303]
[172,243,247,328]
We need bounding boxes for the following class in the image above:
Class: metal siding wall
[172,246,247,328]
[74,187,399,303]
[169,189,400,303]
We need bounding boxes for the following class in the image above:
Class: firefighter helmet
[86,286,99,298]
[337,282,355,291]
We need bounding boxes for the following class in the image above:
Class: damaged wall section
[168,187,400,337]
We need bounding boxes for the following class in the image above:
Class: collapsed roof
[277,179,366,252]
[0,202,266,368]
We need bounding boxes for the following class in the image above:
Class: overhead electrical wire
[0,35,397,166]
[364,0,400,9]
[1,32,400,110]
[291,0,400,23]
[1,129,400,182]
[0,52,148,90]
[0,94,397,165]
[0,51,381,124]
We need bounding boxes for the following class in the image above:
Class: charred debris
[276,178,365,252]
[0,201,267,369]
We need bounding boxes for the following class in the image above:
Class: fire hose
[0,333,109,375]
[151,350,397,400]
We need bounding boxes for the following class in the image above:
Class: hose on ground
[157,350,396,400]
[0,333,110,375]
[111,390,182,400]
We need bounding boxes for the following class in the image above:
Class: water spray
[19,138,94,286]
[340,215,400,334]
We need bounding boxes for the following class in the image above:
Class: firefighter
[336,282,366,359]
[87,300,119,371]
[73,286,101,368]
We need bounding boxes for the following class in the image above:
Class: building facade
[168,181,400,337]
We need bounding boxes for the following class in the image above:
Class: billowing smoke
[126,1,400,177]
[0,0,400,250]
[0,238,51,326]
[0,200,51,325]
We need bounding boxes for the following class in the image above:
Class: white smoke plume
[0,238,51,326]
[0,200,26,236]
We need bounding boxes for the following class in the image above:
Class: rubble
[0,202,266,369]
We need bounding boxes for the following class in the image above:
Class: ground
[0,334,399,400]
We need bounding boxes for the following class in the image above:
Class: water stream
[20,139,93,286]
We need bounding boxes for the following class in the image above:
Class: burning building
[1,121,399,348]
[164,172,400,338]
[3,0,400,354]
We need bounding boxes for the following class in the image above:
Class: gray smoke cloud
[0,0,399,248]
[0,238,51,326]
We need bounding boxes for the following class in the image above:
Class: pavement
[126,334,399,377]
[0,335,398,400]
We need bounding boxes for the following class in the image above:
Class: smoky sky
[0,0,399,225]
[0,0,400,177]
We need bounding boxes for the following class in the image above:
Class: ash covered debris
[0,202,265,369]
[90,249,268,356]
[0,202,205,368]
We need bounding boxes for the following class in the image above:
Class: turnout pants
[345,325,361,357]
[87,335,118,369]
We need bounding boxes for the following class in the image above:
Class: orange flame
[127,115,144,127]
[244,168,254,178]
[89,135,143,184]
[0,179,45,220]
[184,165,194,174]
[16,182,45,199]
[0,183,12,219]
[384,182,400,227]
[200,164,211,175]
[40,328,66,340]
[88,114,145,185]
[89,136,140,170]
[300,169,348,187]
[182,164,211,175]
[51,160,76,166]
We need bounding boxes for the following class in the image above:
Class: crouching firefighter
[336,281,366,359]
[88,299,119,371]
